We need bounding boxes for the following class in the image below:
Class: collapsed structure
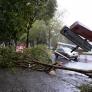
[60,21,92,52]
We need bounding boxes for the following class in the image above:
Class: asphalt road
[0,68,91,92]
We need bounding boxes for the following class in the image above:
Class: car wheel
[74,57,78,61]
[54,53,58,60]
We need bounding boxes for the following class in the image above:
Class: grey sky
[57,0,92,29]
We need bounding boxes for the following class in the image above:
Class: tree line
[0,0,59,47]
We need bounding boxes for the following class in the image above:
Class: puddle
[65,55,92,70]
[65,62,92,70]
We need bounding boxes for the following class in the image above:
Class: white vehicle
[62,47,78,57]
[54,42,79,61]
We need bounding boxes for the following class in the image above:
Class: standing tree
[47,15,63,49]
[25,0,57,47]
[0,0,57,47]
[29,20,48,46]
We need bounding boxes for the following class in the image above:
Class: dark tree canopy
[0,0,57,45]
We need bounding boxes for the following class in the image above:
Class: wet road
[0,68,92,92]
[0,54,92,92]
[65,54,92,70]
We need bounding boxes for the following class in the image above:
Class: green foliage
[47,17,63,47]
[0,45,52,69]
[24,45,52,64]
[29,20,47,45]
[0,0,57,44]
[0,47,18,68]
[79,84,92,92]
[19,33,27,42]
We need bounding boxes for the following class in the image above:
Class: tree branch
[15,59,92,78]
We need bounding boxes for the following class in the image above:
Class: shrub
[0,47,17,68]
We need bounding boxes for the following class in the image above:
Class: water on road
[0,69,91,92]
[65,54,92,70]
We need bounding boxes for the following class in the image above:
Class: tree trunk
[15,59,92,78]
[26,29,29,48]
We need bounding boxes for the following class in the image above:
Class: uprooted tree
[0,46,92,78]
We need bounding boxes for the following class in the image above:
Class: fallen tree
[0,46,92,78]
[15,59,92,78]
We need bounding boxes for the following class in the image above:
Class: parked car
[54,47,78,61]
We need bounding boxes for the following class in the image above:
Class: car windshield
[56,47,72,52]
[63,47,71,52]
[56,48,65,52]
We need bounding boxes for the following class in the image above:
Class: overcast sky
[57,0,92,30]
